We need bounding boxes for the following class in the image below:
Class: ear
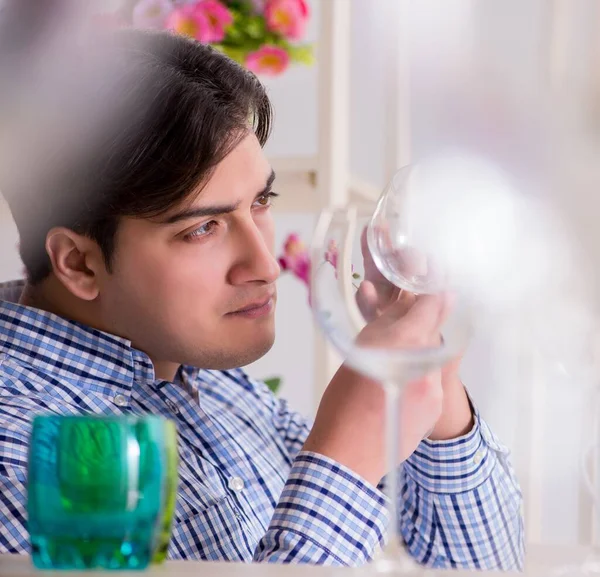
[45,228,105,301]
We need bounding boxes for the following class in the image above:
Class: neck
[20,277,180,382]
[19,277,92,326]
[152,361,180,382]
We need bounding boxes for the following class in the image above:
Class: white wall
[0,196,22,281]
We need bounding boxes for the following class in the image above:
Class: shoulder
[0,353,82,468]
[0,357,34,470]
[0,351,71,405]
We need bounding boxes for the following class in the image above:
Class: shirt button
[166,399,180,415]
[228,477,244,493]
[473,451,484,465]
[113,394,128,407]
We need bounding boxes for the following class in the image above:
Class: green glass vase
[27,414,178,570]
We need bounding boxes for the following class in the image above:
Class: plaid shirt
[0,280,524,568]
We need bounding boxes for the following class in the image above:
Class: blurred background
[2,0,600,549]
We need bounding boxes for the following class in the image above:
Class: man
[0,29,523,568]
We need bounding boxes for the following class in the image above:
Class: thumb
[356,280,379,322]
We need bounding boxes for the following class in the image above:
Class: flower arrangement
[278,233,360,294]
[278,233,311,287]
[98,0,313,77]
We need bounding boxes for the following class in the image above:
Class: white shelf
[269,155,381,214]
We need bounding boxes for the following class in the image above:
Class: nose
[228,221,280,286]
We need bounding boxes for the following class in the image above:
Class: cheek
[114,241,228,312]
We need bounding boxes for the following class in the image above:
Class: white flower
[132,0,174,30]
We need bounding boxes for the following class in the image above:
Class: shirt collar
[0,280,156,395]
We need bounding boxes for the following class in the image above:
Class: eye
[253,191,279,208]
[186,220,218,241]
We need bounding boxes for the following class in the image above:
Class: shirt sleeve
[238,370,387,564]
[254,451,388,565]
[398,407,525,570]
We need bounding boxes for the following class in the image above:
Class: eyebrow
[162,169,276,225]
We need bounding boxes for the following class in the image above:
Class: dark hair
[0,28,273,284]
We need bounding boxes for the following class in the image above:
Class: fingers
[356,290,452,351]
[360,226,373,267]
[356,280,379,322]
[388,293,449,334]
[357,279,414,322]
[360,226,388,284]
[397,247,429,278]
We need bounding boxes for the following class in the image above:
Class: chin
[185,330,276,370]
[235,336,275,368]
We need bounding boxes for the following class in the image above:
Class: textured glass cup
[28,414,178,570]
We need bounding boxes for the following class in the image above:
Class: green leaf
[264,377,282,394]
[245,15,267,39]
[225,25,245,44]
[287,44,314,65]
[226,1,252,13]
[214,44,247,64]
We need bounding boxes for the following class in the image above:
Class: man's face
[96,134,280,370]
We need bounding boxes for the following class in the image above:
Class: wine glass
[310,164,474,573]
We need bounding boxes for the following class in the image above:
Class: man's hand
[356,228,473,443]
[302,230,473,486]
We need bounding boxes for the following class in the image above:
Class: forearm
[302,365,444,486]
[428,369,474,441]
[301,366,387,485]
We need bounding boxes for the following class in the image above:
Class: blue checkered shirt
[0,280,524,568]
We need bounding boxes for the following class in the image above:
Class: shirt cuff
[404,406,509,494]
[268,451,388,566]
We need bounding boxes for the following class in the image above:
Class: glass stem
[383,381,403,557]
[374,380,418,575]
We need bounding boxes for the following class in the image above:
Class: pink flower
[289,257,310,286]
[132,0,174,29]
[245,45,290,76]
[281,233,305,259]
[278,233,310,287]
[166,0,232,43]
[324,240,339,269]
[166,5,210,42]
[264,0,309,40]
[323,240,358,279]
[198,0,233,42]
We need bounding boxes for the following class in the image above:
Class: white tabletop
[2,556,337,577]
[0,546,592,576]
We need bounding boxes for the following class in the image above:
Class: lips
[228,292,275,315]
[232,297,271,314]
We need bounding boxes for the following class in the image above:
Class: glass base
[371,541,424,575]
[31,535,152,571]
